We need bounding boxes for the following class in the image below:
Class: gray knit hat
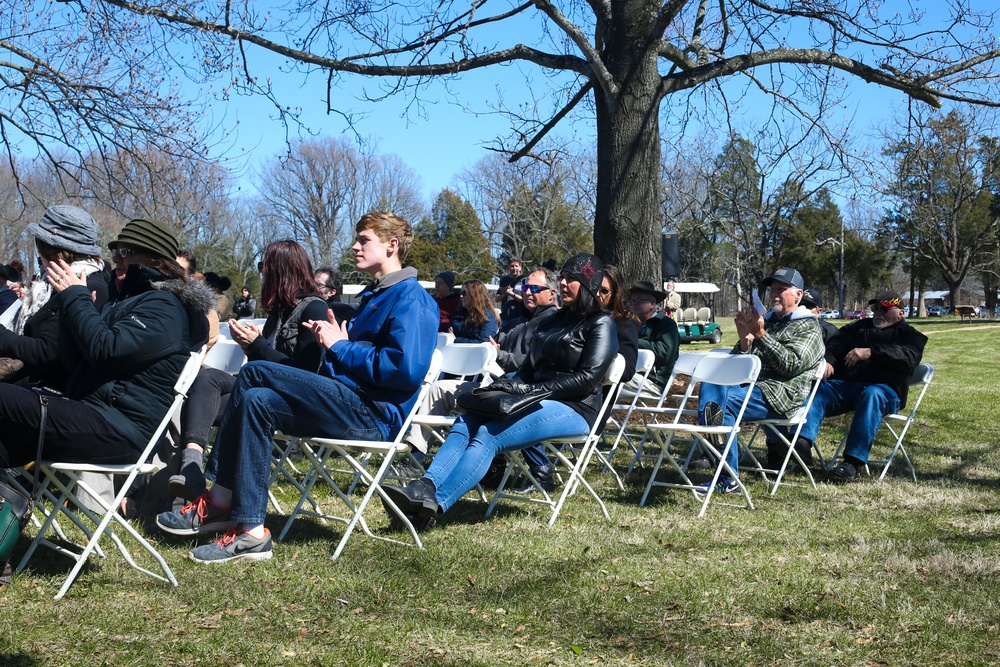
[108,218,179,260]
[27,205,102,256]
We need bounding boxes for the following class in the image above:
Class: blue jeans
[698,383,782,478]
[425,400,588,511]
[799,380,899,464]
[205,361,382,525]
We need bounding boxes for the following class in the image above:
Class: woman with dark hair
[0,205,109,388]
[450,279,500,343]
[0,217,213,471]
[234,286,256,319]
[597,265,639,383]
[170,239,329,501]
[383,253,619,526]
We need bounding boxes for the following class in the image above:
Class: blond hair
[356,212,413,262]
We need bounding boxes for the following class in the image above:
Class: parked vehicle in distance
[820,309,840,319]
[846,309,870,320]
[927,305,949,317]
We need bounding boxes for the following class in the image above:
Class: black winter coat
[824,318,927,408]
[0,272,108,390]
[57,264,213,452]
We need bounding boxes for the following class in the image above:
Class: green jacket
[637,311,679,390]
[736,308,824,417]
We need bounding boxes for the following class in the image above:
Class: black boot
[793,439,814,467]
[382,477,439,519]
[511,465,555,494]
[765,441,788,470]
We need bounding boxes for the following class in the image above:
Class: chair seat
[45,462,163,475]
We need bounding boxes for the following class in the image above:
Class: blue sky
[208,2,967,204]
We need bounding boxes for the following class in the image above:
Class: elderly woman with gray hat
[0,217,214,474]
[0,205,109,388]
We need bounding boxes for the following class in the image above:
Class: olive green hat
[108,218,179,260]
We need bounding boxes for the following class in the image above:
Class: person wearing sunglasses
[797,289,927,482]
[1,217,213,489]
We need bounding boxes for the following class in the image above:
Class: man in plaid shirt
[696,267,825,495]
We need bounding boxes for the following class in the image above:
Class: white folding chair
[624,351,712,475]
[276,349,444,560]
[601,349,656,472]
[739,361,826,495]
[436,331,455,349]
[18,346,207,599]
[826,363,934,481]
[639,354,761,517]
[202,339,247,374]
[404,342,500,462]
[485,355,627,526]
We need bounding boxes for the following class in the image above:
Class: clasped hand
[305,309,347,349]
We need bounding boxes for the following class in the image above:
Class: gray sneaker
[189,529,273,564]
[155,494,235,536]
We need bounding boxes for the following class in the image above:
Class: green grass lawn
[2,323,998,666]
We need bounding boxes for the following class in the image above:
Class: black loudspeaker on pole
[661,232,680,279]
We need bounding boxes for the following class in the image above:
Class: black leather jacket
[515,307,618,427]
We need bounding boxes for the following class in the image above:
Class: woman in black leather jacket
[384,253,618,524]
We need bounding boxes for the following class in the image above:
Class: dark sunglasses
[524,284,551,294]
[597,287,612,296]
[110,247,138,260]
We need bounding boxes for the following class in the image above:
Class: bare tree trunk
[593,0,664,285]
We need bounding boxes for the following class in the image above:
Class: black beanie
[561,253,604,298]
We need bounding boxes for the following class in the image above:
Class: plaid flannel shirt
[739,312,824,417]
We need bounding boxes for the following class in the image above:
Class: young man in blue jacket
[157,212,438,563]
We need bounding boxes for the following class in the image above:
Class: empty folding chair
[405,342,500,462]
[599,349,656,478]
[640,354,761,517]
[18,346,206,599]
[826,363,934,481]
[276,349,444,560]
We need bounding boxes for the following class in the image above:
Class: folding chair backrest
[785,361,827,424]
[603,353,627,386]
[674,351,708,377]
[897,363,934,418]
[203,339,247,374]
[436,332,455,349]
[634,349,655,376]
[392,348,445,444]
[438,342,497,379]
[690,353,760,387]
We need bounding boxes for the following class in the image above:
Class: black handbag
[455,384,552,420]
[0,392,48,575]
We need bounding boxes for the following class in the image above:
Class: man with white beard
[798,290,927,482]
[695,267,825,495]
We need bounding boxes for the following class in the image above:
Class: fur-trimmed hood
[118,263,214,350]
